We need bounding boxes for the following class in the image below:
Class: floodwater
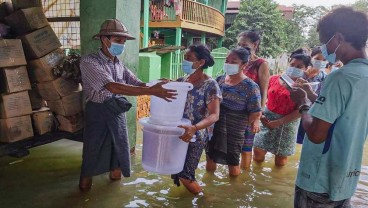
[0,136,367,208]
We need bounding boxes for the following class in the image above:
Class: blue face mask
[108,42,125,56]
[223,63,240,75]
[182,60,196,75]
[320,35,340,64]
[286,66,304,78]
[311,60,328,70]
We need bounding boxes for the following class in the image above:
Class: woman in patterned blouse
[172,44,222,195]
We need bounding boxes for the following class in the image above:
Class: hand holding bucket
[148,81,178,102]
[178,124,197,143]
[148,81,194,126]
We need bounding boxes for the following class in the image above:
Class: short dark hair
[290,48,311,67]
[317,6,368,50]
[188,44,215,69]
[230,47,251,64]
[237,29,262,52]
[311,46,322,57]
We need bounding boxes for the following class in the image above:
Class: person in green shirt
[290,6,368,207]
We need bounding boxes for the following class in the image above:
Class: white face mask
[286,66,304,78]
[223,63,240,75]
[311,60,328,70]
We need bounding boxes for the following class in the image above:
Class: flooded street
[0,136,367,208]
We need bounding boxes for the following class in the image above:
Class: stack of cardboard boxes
[0,39,33,142]
[0,0,84,143]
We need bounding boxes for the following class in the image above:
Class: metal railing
[181,0,224,33]
[149,0,177,21]
[210,47,228,77]
[166,47,228,80]
[149,0,225,34]
[170,50,185,80]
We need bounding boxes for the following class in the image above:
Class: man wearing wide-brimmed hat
[79,19,176,191]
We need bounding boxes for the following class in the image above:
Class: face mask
[224,63,240,75]
[286,66,304,78]
[108,42,125,56]
[320,35,340,64]
[182,60,196,75]
[311,60,328,70]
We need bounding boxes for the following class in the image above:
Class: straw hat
[93,19,135,40]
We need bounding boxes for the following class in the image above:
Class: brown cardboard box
[0,2,14,23]
[0,91,32,118]
[48,91,83,116]
[21,26,62,59]
[12,0,42,10]
[5,7,49,36]
[28,49,65,82]
[36,78,80,101]
[56,113,83,133]
[0,115,33,143]
[36,81,60,101]
[32,109,55,135]
[28,88,46,110]
[0,66,31,93]
[53,78,81,97]
[0,39,27,68]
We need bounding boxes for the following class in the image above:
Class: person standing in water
[172,44,222,194]
[253,49,311,166]
[290,7,368,207]
[79,19,176,190]
[237,29,270,168]
[206,47,262,176]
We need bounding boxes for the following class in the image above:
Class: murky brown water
[0,136,367,208]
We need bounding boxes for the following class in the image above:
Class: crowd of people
[79,6,368,208]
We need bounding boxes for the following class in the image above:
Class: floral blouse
[177,77,222,142]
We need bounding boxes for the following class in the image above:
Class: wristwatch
[298,98,312,114]
[298,105,311,114]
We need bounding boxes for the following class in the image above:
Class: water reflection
[0,139,367,208]
[122,140,367,207]
[123,178,159,186]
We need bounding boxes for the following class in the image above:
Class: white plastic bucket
[139,117,191,174]
[147,81,193,126]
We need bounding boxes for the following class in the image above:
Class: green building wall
[80,0,141,150]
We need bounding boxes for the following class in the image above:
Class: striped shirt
[80,49,143,103]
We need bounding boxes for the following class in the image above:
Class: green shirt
[296,58,368,201]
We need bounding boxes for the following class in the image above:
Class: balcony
[143,0,225,37]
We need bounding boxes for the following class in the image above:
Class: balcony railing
[147,0,225,36]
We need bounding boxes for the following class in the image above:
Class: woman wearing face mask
[305,47,328,83]
[206,47,262,175]
[237,29,270,169]
[295,47,326,144]
[172,44,222,195]
[253,49,311,166]
[237,29,269,109]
